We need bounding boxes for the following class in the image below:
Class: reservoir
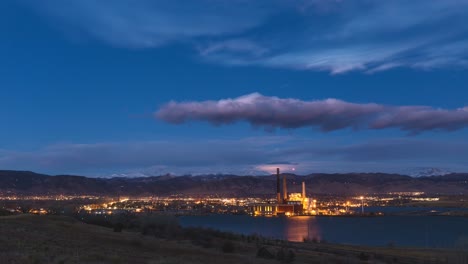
[179,214,468,248]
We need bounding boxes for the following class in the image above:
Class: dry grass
[1,214,466,264]
[0,215,270,264]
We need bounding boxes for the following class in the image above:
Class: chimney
[283,174,288,203]
[302,181,306,199]
[276,168,281,203]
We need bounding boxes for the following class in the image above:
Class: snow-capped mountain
[409,167,452,177]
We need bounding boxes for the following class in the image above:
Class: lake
[179,214,468,248]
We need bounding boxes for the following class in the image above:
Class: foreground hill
[1,170,468,196]
[0,214,465,264]
[0,214,272,264]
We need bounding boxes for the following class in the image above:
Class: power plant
[276,168,281,203]
[252,168,316,216]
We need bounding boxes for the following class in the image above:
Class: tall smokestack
[302,181,306,198]
[283,174,288,203]
[276,168,281,203]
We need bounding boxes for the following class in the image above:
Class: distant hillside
[0,170,468,196]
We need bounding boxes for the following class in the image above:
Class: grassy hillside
[0,215,270,264]
[0,215,467,264]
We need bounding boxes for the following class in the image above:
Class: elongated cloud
[200,1,468,73]
[2,137,468,176]
[156,93,468,133]
[21,0,278,47]
[20,0,468,73]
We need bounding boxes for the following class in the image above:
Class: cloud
[20,0,468,72]
[156,93,468,134]
[199,1,468,73]
[21,0,277,47]
[0,138,284,176]
[265,161,298,165]
[198,39,268,60]
[1,137,468,176]
[372,106,468,132]
[0,140,262,171]
[280,138,468,173]
[315,139,468,163]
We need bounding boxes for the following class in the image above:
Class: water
[179,214,468,248]
[359,206,468,214]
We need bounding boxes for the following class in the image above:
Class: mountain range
[0,170,467,196]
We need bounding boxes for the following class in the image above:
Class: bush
[221,241,235,253]
[358,252,370,261]
[184,227,212,247]
[130,239,143,248]
[140,215,181,239]
[276,248,285,261]
[0,209,14,216]
[257,247,275,259]
[287,250,296,263]
[113,223,124,232]
[275,248,296,263]
[81,215,113,228]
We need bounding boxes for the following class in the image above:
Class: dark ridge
[0,170,467,196]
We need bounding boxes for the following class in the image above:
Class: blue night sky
[1,0,468,176]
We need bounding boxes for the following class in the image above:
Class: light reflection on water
[285,216,321,242]
[179,214,468,248]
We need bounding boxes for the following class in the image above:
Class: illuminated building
[251,168,310,216]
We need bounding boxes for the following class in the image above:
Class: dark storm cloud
[156,93,468,134]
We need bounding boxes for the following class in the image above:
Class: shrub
[221,241,235,253]
[285,249,296,263]
[140,215,181,239]
[257,247,275,259]
[274,248,296,263]
[358,252,370,261]
[276,248,285,261]
[184,227,218,248]
[113,223,124,232]
[130,239,143,248]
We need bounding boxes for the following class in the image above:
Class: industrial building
[251,168,316,216]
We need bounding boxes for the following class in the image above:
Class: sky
[1,0,468,176]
